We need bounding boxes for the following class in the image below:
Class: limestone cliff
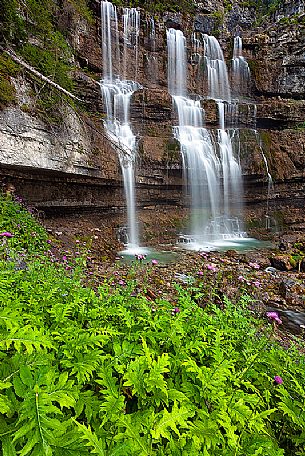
[0,0,304,232]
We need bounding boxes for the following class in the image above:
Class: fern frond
[115,413,152,455]
[151,401,194,441]
[11,366,79,455]
[0,326,53,354]
[1,435,18,456]
[75,422,107,456]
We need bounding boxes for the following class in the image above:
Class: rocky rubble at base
[43,213,305,341]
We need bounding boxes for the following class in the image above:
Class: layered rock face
[0,0,304,234]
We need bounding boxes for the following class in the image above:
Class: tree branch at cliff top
[0,46,84,103]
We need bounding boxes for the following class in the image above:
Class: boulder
[269,255,293,271]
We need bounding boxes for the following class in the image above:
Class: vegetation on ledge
[0,53,21,108]
[0,192,305,455]
[0,0,83,118]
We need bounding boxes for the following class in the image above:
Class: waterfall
[231,36,250,97]
[253,129,275,229]
[100,1,141,249]
[203,34,231,102]
[167,29,220,239]
[167,29,245,245]
[172,96,221,238]
[217,102,244,233]
[122,7,140,80]
[167,29,187,97]
[101,0,118,83]
[203,34,244,236]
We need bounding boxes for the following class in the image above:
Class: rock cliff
[0,0,304,236]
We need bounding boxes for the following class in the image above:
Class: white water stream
[100,1,141,250]
[99,5,265,252]
[231,36,251,98]
[168,29,245,246]
[253,129,275,229]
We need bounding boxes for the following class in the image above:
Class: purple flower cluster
[274,375,283,385]
[0,232,13,238]
[14,195,24,204]
[199,252,208,259]
[266,311,282,325]
[206,264,218,273]
[249,262,260,269]
[238,275,261,288]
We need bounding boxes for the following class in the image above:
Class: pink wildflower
[207,264,218,272]
[274,375,283,385]
[135,254,146,261]
[0,232,13,238]
[249,262,260,269]
[172,307,180,315]
[266,311,282,325]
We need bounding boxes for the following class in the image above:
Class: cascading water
[204,34,244,237]
[167,29,220,242]
[217,101,244,234]
[100,1,141,250]
[203,34,231,102]
[253,129,275,229]
[167,29,245,247]
[122,7,140,80]
[231,36,250,98]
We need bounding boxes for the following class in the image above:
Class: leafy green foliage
[0,76,16,109]
[0,193,48,254]
[0,54,21,109]
[0,194,305,455]
[0,0,27,44]
[0,54,20,78]
[19,30,74,91]
[67,0,95,24]
[0,0,77,122]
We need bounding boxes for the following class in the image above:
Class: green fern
[75,422,107,456]
[151,401,195,440]
[1,326,52,354]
